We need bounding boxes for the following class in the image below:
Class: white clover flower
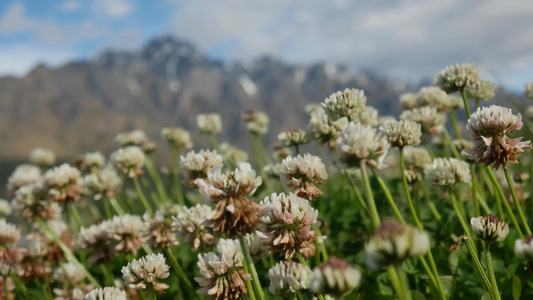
[379,119,422,147]
[399,92,418,110]
[307,108,348,150]
[143,211,178,249]
[403,147,432,183]
[309,257,362,297]
[29,147,56,167]
[524,82,533,99]
[161,127,193,150]
[44,163,84,203]
[352,106,378,126]
[79,152,105,170]
[7,164,41,195]
[13,183,61,221]
[115,130,148,147]
[195,239,251,299]
[305,103,324,116]
[515,236,533,260]
[84,168,122,200]
[84,287,127,300]
[122,253,170,293]
[0,199,12,218]
[278,129,310,147]
[336,122,390,169]
[54,262,85,286]
[219,143,248,168]
[365,219,429,271]
[76,221,116,264]
[322,88,367,121]
[244,233,269,261]
[424,158,471,189]
[471,214,509,244]
[179,149,223,187]
[279,154,328,200]
[197,113,222,134]
[0,219,21,245]
[466,105,530,169]
[268,261,312,296]
[111,146,146,178]
[111,215,145,255]
[434,63,479,93]
[400,106,446,136]
[466,80,495,101]
[172,204,216,251]
[243,110,269,135]
[258,192,318,258]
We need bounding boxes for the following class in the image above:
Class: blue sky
[1,0,533,91]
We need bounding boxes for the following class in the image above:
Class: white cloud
[170,0,533,84]
[61,0,82,11]
[0,2,35,34]
[93,0,134,18]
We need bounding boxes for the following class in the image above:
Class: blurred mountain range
[0,36,417,160]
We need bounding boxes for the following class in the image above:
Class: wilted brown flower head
[268,260,311,297]
[195,239,251,300]
[257,192,318,259]
[172,204,216,251]
[12,183,62,221]
[400,106,446,136]
[434,63,479,93]
[279,154,328,201]
[336,122,390,169]
[122,253,170,294]
[161,127,193,152]
[6,164,41,195]
[466,105,530,169]
[143,211,178,249]
[196,162,262,238]
[243,110,269,135]
[111,215,145,256]
[111,146,146,178]
[43,163,84,204]
[309,257,362,297]
[179,149,223,188]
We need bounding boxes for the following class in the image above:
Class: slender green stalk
[295,144,300,155]
[424,136,436,159]
[251,133,272,195]
[165,248,194,298]
[37,218,100,287]
[419,181,442,221]
[149,285,157,300]
[240,236,265,300]
[69,203,83,227]
[388,265,411,300]
[42,265,54,300]
[441,128,461,159]
[428,201,442,221]
[463,237,494,299]
[209,133,219,151]
[460,88,472,117]
[471,164,480,217]
[241,252,257,300]
[396,265,413,300]
[371,168,404,222]
[133,176,154,218]
[451,193,477,253]
[103,196,113,219]
[171,153,186,206]
[450,110,461,139]
[486,167,524,238]
[145,156,169,206]
[342,169,368,211]
[99,264,114,287]
[109,197,125,215]
[3,277,8,300]
[484,244,501,300]
[503,167,532,235]
[359,162,380,227]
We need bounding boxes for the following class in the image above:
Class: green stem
[103,196,113,219]
[484,244,501,300]
[295,144,300,155]
[503,166,532,236]
[342,169,368,211]
[99,264,114,287]
[171,153,186,206]
[149,285,157,300]
[3,276,8,300]
[241,252,257,300]
[450,110,461,139]
[451,193,477,253]
[396,265,413,300]
[441,128,461,159]
[388,266,411,300]
[165,248,193,292]
[371,168,405,222]
[69,203,83,227]
[251,133,272,195]
[399,148,423,229]
[486,167,524,239]
[209,133,219,152]
[108,197,126,215]
[460,88,472,117]
[360,162,380,227]
[239,236,265,300]
[424,136,436,159]
[471,164,480,217]
[133,176,154,218]
[464,237,494,299]
[146,156,169,206]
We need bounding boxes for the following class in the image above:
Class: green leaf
[411,290,426,300]
[377,272,394,296]
[481,292,492,300]
[512,275,522,300]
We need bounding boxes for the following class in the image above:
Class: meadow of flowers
[2,63,533,299]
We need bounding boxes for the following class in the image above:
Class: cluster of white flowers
[111,146,146,178]
[79,152,106,170]
[179,149,223,186]
[115,130,148,147]
[29,147,56,166]
[197,113,222,134]
[336,122,390,168]
[172,204,216,251]
[243,110,269,135]
[161,127,193,150]
[84,287,127,300]
[7,164,41,195]
[278,129,310,147]
[268,261,311,296]
[44,163,81,188]
[379,119,422,147]
[352,106,378,126]
[400,106,446,136]
[0,199,12,217]
[322,88,367,121]
[84,168,122,200]
[309,257,362,297]
[466,80,495,101]
[122,253,170,293]
[471,214,509,243]
[424,158,471,188]
[434,63,479,93]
